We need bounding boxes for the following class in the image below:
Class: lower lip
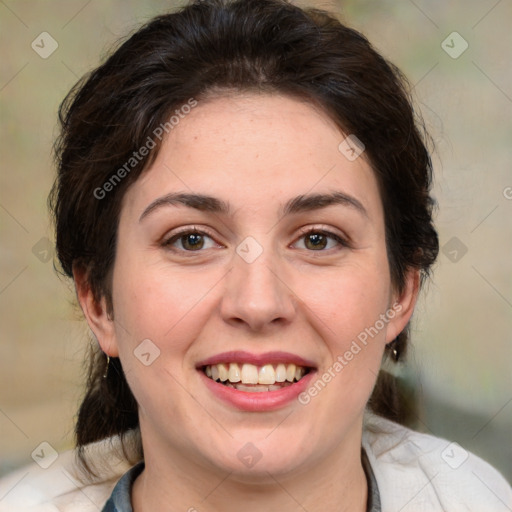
[199,370,316,412]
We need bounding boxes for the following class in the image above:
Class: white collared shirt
[1,414,510,511]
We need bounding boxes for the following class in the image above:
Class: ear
[385,269,420,343]
[73,265,119,357]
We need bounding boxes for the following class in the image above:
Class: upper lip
[196,350,317,369]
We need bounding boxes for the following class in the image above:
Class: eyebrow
[139,192,231,221]
[139,191,367,222]
[281,192,368,218]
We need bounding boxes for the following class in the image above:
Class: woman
[1,0,510,510]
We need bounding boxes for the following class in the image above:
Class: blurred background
[1,0,511,483]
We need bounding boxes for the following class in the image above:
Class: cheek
[296,263,393,420]
[111,260,225,363]
[297,265,391,409]
[109,265,222,432]
[298,262,392,349]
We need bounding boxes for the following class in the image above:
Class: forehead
[122,93,382,220]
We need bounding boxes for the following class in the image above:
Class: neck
[132,423,368,512]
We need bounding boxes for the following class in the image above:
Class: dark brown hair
[49,0,438,467]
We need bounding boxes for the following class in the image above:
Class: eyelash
[161,226,349,254]
[161,226,219,253]
[294,226,350,251]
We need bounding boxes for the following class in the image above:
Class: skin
[76,93,419,512]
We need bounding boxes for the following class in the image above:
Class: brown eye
[181,233,205,250]
[293,229,348,251]
[163,230,218,251]
[304,233,328,250]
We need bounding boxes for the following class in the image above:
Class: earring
[103,354,110,379]
[388,338,400,362]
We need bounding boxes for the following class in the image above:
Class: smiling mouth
[202,362,312,392]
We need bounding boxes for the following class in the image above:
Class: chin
[195,428,317,480]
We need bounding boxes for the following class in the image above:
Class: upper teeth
[204,363,307,385]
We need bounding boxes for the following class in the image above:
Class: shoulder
[0,435,137,512]
[362,413,512,512]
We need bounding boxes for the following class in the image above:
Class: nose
[220,245,296,332]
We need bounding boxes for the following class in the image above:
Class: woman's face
[85,93,416,478]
